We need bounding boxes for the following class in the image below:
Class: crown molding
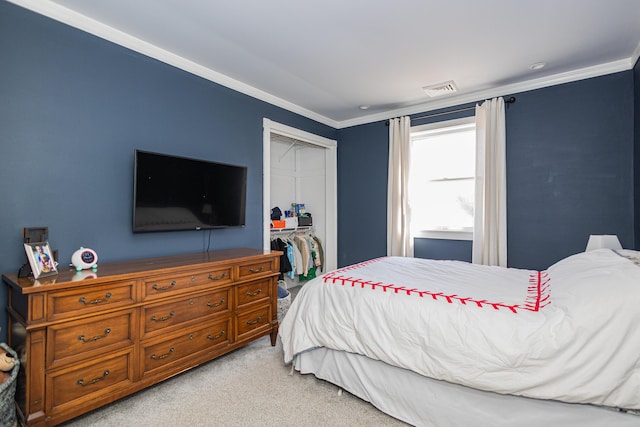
[8,0,638,131]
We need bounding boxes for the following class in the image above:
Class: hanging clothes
[270,228,325,282]
[286,243,295,279]
[270,237,292,280]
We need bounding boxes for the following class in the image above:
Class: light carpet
[61,336,408,427]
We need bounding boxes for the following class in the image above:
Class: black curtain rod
[385,96,516,126]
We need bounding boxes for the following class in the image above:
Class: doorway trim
[263,118,337,271]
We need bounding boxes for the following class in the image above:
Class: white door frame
[263,118,337,271]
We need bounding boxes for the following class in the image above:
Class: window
[409,117,475,240]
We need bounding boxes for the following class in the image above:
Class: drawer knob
[77,370,109,387]
[207,298,225,308]
[78,292,112,305]
[151,281,177,291]
[78,328,111,343]
[150,311,175,322]
[151,347,175,360]
[245,289,262,297]
[207,330,225,340]
[246,316,262,325]
[248,266,264,273]
[208,272,227,281]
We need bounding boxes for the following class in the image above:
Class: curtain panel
[387,116,413,257]
[473,97,507,266]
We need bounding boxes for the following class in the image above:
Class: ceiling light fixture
[359,105,370,110]
[529,62,546,70]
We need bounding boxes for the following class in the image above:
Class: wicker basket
[0,344,18,427]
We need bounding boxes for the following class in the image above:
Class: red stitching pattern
[525,271,551,311]
[322,258,550,314]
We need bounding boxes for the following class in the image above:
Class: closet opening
[262,118,337,290]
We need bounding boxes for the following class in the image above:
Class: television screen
[133,150,247,232]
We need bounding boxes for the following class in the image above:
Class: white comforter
[279,249,640,409]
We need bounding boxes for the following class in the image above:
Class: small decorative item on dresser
[23,241,58,279]
[71,247,99,271]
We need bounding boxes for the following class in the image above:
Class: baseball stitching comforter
[279,249,640,410]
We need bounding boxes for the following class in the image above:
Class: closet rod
[385,96,516,126]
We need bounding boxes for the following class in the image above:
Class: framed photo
[24,241,58,279]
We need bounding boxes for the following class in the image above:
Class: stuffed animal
[0,348,15,384]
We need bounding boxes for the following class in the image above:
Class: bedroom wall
[338,71,635,270]
[0,2,336,341]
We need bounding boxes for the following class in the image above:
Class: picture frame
[24,241,58,279]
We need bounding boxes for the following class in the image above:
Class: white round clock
[71,247,98,271]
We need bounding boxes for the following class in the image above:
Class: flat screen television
[133,150,247,232]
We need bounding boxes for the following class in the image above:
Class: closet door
[270,137,298,218]
[296,145,326,243]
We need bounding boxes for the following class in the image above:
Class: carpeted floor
[60,285,408,427]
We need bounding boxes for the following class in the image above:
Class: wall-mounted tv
[133,150,247,232]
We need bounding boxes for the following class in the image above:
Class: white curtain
[473,97,507,266]
[387,116,413,257]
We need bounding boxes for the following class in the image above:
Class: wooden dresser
[2,248,281,426]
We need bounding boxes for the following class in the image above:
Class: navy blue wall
[507,72,634,269]
[414,239,472,263]
[338,72,635,270]
[336,122,388,266]
[0,2,336,341]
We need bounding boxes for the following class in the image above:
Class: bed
[279,249,640,426]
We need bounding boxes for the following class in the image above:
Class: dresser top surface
[3,248,280,294]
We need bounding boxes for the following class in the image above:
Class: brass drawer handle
[151,347,175,360]
[150,311,174,322]
[207,330,225,340]
[78,292,112,305]
[248,266,264,273]
[246,316,262,325]
[78,328,111,343]
[151,281,177,291]
[208,272,227,281]
[77,370,109,387]
[245,289,262,297]
[207,298,225,308]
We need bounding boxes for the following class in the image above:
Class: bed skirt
[293,347,639,427]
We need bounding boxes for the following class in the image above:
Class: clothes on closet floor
[270,233,323,281]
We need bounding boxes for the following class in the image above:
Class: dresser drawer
[236,304,271,341]
[47,349,134,414]
[47,309,135,369]
[237,259,275,280]
[236,278,271,308]
[47,281,135,321]
[141,318,231,377]
[142,267,232,301]
[141,288,230,337]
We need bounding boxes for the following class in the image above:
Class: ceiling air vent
[422,80,458,98]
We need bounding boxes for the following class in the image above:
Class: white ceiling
[10,0,640,128]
